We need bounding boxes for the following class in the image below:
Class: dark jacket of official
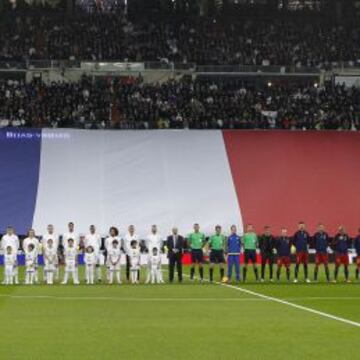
[258,234,276,254]
[166,235,186,257]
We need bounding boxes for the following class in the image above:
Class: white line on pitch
[0,294,252,301]
[222,283,360,328]
[179,272,360,328]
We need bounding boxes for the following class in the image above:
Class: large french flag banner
[0,129,360,237]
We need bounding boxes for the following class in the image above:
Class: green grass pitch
[0,264,359,360]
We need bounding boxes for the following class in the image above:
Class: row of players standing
[1,221,360,284]
[1,223,167,285]
[183,222,360,283]
[223,222,360,283]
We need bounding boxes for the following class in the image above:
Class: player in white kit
[129,240,140,284]
[63,222,80,282]
[123,225,139,282]
[1,227,20,284]
[63,222,80,249]
[23,229,40,283]
[42,224,59,280]
[104,226,120,282]
[105,227,120,251]
[148,247,162,284]
[146,225,164,284]
[84,225,102,282]
[84,245,96,284]
[62,238,79,285]
[43,238,57,284]
[4,246,16,285]
[24,243,37,285]
[107,239,122,284]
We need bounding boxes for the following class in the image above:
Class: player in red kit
[312,223,331,282]
[275,227,291,282]
[292,222,311,283]
[333,226,351,283]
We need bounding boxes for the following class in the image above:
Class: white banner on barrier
[80,62,145,72]
[335,76,360,88]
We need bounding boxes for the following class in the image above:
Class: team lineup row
[1,222,360,285]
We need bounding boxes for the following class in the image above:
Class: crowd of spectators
[0,4,359,131]
[111,77,360,130]
[0,76,111,128]
[1,76,359,131]
[0,6,360,68]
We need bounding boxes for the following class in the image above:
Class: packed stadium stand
[0,0,359,131]
[1,77,359,130]
[0,4,360,67]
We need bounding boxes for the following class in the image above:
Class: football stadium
[0,0,360,359]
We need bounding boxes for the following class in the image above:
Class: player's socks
[209,268,214,282]
[294,264,299,280]
[254,267,259,281]
[344,266,349,281]
[145,270,151,284]
[261,264,265,280]
[190,267,195,280]
[199,267,204,280]
[62,272,68,284]
[356,268,359,279]
[243,267,247,282]
[220,268,224,280]
[116,272,121,284]
[325,266,330,281]
[314,266,318,281]
[334,266,339,280]
[304,264,308,280]
[276,268,280,281]
[286,268,290,281]
[269,264,273,280]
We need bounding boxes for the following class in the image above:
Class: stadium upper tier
[0,76,359,130]
[0,7,359,68]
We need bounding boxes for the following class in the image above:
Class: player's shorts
[315,253,329,265]
[65,263,76,272]
[277,256,291,268]
[296,251,309,264]
[335,254,349,266]
[44,263,55,272]
[209,250,225,264]
[95,252,102,265]
[191,249,204,263]
[244,250,257,264]
[109,264,121,271]
[261,253,274,264]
